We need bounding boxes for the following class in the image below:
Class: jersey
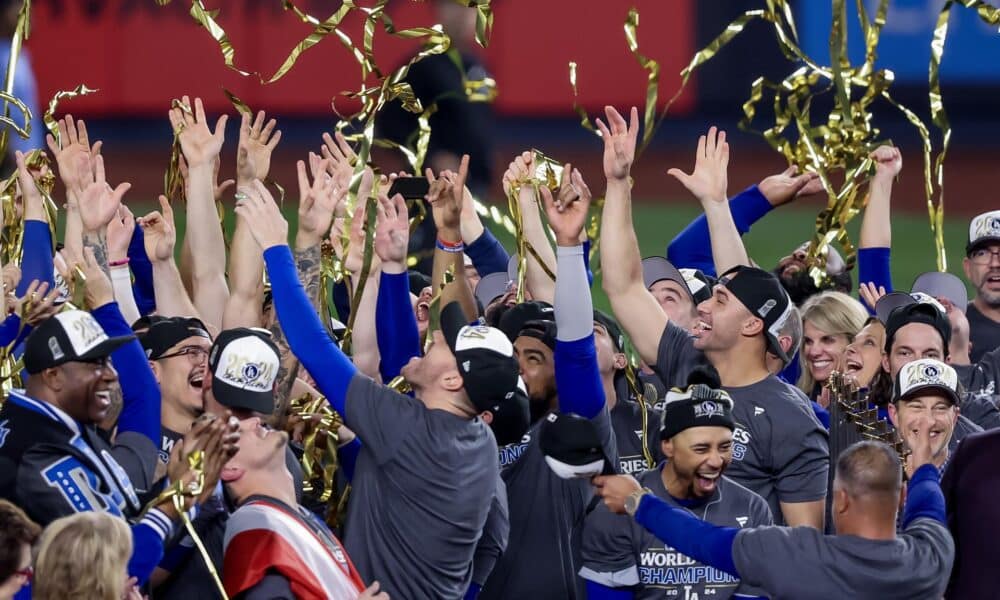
[580,466,772,600]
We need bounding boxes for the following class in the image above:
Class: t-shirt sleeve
[731,526,819,597]
[579,501,640,588]
[771,391,830,503]
[653,321,702,391]
[344,375,422,464]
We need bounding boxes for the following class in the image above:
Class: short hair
[775,267,853,306]
[775,305,803,367]
[34,512,132,600]
[0,500,40,582]
[834,441,902,499]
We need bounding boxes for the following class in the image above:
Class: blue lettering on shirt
[41,456,125,515]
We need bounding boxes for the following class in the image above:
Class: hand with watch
[592,473,651,516]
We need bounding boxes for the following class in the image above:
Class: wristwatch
[624,487,652,517]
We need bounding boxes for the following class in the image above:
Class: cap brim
[912,271,968,309]
[875,292,917,324]
[76,334,135,362]
[967,236,1000,255]
[211,380,276,415]
[896,383,961,406]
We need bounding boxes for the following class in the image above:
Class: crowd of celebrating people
[0,88,995,600]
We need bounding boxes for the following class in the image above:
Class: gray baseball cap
[911,271,968,310]
[474,272,511,308]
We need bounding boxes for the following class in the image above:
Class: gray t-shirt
[611,378,665,475]
[967,303,1000,364]
[480,407,618,600]
[732,518,954,599]
[343,375,504,599]
[723,376,830,522]
[653,320,709,390]
[580,466,772,599]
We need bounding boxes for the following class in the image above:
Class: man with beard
[599,106,828,529]
[580,368,772,599]
[139,317,213,472]
[963,210,1000,362]
[498,301,557,425]
[221,417,388,600]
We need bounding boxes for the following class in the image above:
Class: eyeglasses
[15,566,32,581]
[158,345,209,363]
[969,247,1000,265]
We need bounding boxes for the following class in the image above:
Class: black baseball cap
[660,366,735,440]
[208,328,281,415]
[24,311,134,374]
[642,257,715,305]
[593,310,625,353]
[408,271,432,297]
[131,314,169,333]
[498,300,555,343]
[718,266,794,363]
[440,302,522,414]
[539,412,616,479]
[139,316,211,360]
[489,382,531,446]
[883,301,951,354]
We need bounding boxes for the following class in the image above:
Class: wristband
[436,237,465,254]
[109,258,130,267]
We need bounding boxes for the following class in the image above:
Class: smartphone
[388,177,430,200]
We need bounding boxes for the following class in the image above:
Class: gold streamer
[287,393,345,508]
[0,0,30,159]
[43,84,98,147]
[624,8,661,154]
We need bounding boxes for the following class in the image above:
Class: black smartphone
[388,177,430,200]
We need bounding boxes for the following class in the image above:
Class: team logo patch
[757,299,776,318]
[693,400,723,419]
[48,337,64,360]
[241,363,261,383]
[922,363,941,379]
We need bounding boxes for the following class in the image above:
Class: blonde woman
[798,291,869,401]
[33,512,140,600]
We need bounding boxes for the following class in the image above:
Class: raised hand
[137,196,177,263]
[668,126,729,205]
[374,191,410,270]
[80,246,115,309]
[502,151,534,197]
[858,281,887,313]
[178,154,235,202]
[198,412,241,504]
[14,150,45,222]
[320,130,357,191]
[237,110,281,185]
[233,180,289,250]
[74,154,131,233]
[595,106,639,182]
[16,280,61,325]
[45,114,102,193]
[170,96,228,170]
[871,145,902,180]
[901,417,936,479]
[758,165,823,208]
[540,164,593,247]
[426,154,469,233]
[296,158,342,249]
[106,204,136,264]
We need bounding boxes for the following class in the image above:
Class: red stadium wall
[27,0,695,117]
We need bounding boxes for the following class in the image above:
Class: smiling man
[580,368,772,599]
[887,359,960,475]
[963,211,1000,362]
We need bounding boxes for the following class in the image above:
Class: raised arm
[13,150,54,297]
[541,168,604,419]
[222,110,281,329]
[597,106,667,365]
[106,204,142,326]
[505,151,558,303]
[139,196,201,321]
[461,182,509,278]
[169,96,230,330]
[72,152,131,280]
[373,186,420,382]
[46,115,102,266]
[667,127,748,274]
[858,145,900,298]
[428,154,478,320]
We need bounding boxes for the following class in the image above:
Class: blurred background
[14,0,1000,291]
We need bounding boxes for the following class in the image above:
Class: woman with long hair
[797,291,870,400]
[33,512,140,600]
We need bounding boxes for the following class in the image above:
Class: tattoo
[294,245,322,312]
[83,231,111,280]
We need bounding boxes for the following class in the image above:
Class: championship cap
[440,302,522,414]
[24,311,134,374]
[208,328,281,415]
[892,358,960,406]
[967,210,1000,255]
[718,265,794,364]
[474,272,511,309]
[882,300,951,354]
[498,300,555,343]
[139,316,211,360]
[641,256,714,305]
[659,366,735,440]
[539,412,616,479]
[911,272,968,311]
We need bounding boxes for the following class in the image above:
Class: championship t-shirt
[652,321,710,390]
[732,518,954,599]
[343,375,504,599]
[610,378,664,475]
[480,407,618,600]
[580,466,772,600]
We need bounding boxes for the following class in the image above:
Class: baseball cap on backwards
[659,366,735,440]
[208,328,281,415]
[593,310,625,353]
[24,311,134,374]
[892,358,960,406]
[138,316,211,360]
[717,265,794,364]
[911,271,968,310]
[966,210,1000,255]
[539,412,616,479]
[474,272,511,309]
[498,300,555,343]
[641,256,714,305]
[440,302,521,415]
[882,298,951,353]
